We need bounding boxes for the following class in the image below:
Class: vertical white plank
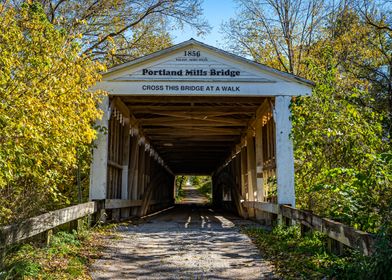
[275,96,295,206]
[246,135,256,217]
[90,96,109,200]
[255,120,264,202]
[240,147,247,200]
[121,120,130,200]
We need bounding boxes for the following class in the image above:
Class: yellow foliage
[0,3,105,224]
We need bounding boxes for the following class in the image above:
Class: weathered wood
[122,96,267,104]
[280,205,374,255]
[255,120,264,202]
[103,199,172,211]
[141,117,248,126]
[112,97,130,119]
[129,137,140,199]
[108,160,123,170]
[127,106,260,113]
[246,135,256,217]
[242,201,280,214]
[240,147,248,202]
[241,201,374,255]
[138,147,146,200]
[121,121,130,199]
[0,202,96,246]
[105,199,143,209]
[143,128,243,135]
[139,172,165,216]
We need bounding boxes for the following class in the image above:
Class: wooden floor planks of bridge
[89,205,277,280]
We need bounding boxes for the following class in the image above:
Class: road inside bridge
[90,188,276,279]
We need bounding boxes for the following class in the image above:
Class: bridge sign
[94,39,312,97]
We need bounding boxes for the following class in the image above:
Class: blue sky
[171,0,238,48]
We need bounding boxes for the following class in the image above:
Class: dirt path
[90,204,277,279]
[177,185,210,204]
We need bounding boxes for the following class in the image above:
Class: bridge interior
[124,96,266,174]
[104,95,277,220]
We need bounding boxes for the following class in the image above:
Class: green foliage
[0,225,110,280]
[1,244,42,279]
[0,3,105,225]
[244,225,388,279]
[292,45,392,233]
[224,1,392,235]
[175,175,188,202]
[197,180,212,202]
[190,176,212,202]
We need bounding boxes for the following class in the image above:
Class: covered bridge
[89,39,312,220]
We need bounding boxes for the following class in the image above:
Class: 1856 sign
[141,50,241,78]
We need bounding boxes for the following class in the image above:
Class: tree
[222,0,392,232]
[291,46,390,232]
[353,1,392,140]
[0,3,104,224]
[19,0,210,65]
[222,0,326,75]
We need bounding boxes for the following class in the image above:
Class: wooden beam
[141,119,248,127]
[122,96,265,104]
[242,201,279,214]
[246,135,256,218]
[137,146,146,200]
[127,106,259,113]
[142,112,255,119]
[0,202,96,246]
[130,139,140,203]
[149,136,239,141]
[112,97,130,119]
[105,199,142,209]
[139,172,165,216]
[240,147,247,202]
[255,120,264,202]
[144,128,241,133]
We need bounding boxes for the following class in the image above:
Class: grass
[175,187,185,202]
[243,225,380,280]
[0,222,115,280]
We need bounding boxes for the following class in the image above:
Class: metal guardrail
[242,201,374,255]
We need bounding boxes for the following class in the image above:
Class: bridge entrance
[89,39,312,220]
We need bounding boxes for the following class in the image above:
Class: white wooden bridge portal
[89,39,313,220]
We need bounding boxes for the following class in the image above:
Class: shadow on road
[90,204,277,280]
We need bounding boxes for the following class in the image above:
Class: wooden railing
[1,199,375,256]
[242,201,374,255]
[0,199,172,247]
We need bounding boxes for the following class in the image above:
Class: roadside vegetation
[244,225,392,280]
[190,176,212,203]
[0,224,115,280]
[223,0,392,236]
[175,176,212,203]
[174,175,188,202]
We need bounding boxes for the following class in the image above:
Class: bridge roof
[95,38,313,97]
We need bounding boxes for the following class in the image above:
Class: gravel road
[90,188,277,279]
